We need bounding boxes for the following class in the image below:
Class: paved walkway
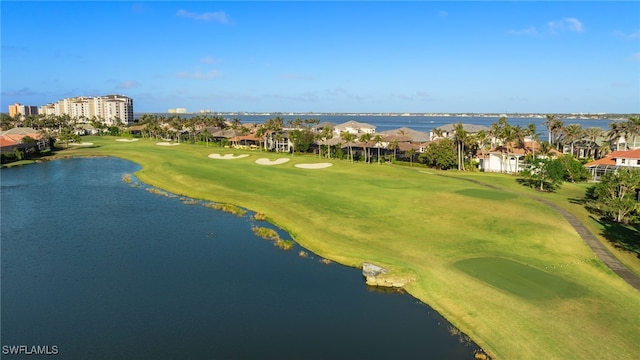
[436,173,640,291]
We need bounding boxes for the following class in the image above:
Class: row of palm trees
[543,114,640,156]
[446,115,638,173]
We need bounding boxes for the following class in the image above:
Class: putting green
[454,257,587,300]
[455,188,517,200]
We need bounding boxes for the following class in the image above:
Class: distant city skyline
[2,1,639,114]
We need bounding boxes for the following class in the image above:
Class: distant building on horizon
[168,108,188,114]
[38,95,134,126]
[8,103,38,119]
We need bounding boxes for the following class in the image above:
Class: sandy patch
[68,142,94,146]
[156,142,180,146]
[208,153,250,160]
[255,158,290,166]
[116,138,139,142]
[294,163,333,169]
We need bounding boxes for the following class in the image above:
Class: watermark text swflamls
[2,345,59,356]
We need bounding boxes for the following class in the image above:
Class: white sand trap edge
[68,142,94,146]
[294,163,333,169]
[255,158,290,165]
[156,142,180,146]
[208,153,250,160]
[116,138,139,142]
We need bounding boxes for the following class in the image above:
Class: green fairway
[454,257,588,300]
[40,136,640,359]
[455,188,518,200]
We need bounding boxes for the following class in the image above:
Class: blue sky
[2,1,639,114]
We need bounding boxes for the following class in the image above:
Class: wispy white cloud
[199,56,222,64]
[508,26,538,36]
[547,17,584,33]
[177,10,229,24]
[176,70,223,79]
[614,30,640,39]
[116,80,139,89]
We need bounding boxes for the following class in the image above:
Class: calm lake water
[1,158,478,359]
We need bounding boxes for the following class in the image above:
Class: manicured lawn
[454,257,588,300]
[47,136,640,359]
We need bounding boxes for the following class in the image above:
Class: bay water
[1,158,479,359]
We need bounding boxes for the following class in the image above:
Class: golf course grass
[32,136,640,359]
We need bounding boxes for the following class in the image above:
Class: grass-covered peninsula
[38,136,640,359]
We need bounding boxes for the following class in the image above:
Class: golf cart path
[440,173,640,291]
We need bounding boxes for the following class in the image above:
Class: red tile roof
[585,157,616,167]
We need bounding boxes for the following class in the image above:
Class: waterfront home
[381,127,430,143]
[429,123,490,141]
[230,134,261,149]
[481,141,560,174]
[585,149,640,181]
[311,121,336,132]
[333,120,376,136]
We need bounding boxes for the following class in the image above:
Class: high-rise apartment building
[38,95,134,125]
[8,103,39,118]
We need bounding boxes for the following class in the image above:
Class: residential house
[585,149,640,181]
[333,120,376,136]
[481,140,561,174]
[0,127,49,154]
[429,123,490,141]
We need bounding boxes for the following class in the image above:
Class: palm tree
[539,141,554,158]
[231,117,242,130]
[359,133,372,163]
[606,122,625,151]
[453,122,467,171]
[406,148,416,167]
[624,116,640,149]
[431,127,444,141]
[562,124,584,156]
[584,127,602,158]
[320,126,333,158]
[373,134,383,164]
[526,123,539,157]
[200,128,212,147]
[240,126,250,148]
[542,114,564,148]
[255,125,266,152]
[388,139,399,162]
[542,114,555,144]
[474,130,491,165]
[598,142,612,158]
[341,132,356,163]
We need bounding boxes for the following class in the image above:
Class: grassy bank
[44,136,640,359]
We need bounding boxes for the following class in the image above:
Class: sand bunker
[68,142,94,146]
[294,163,333,169]
[255,158,290,166]
[208,153,250,160]
[156,142,180,146]
[116,138,139,142]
